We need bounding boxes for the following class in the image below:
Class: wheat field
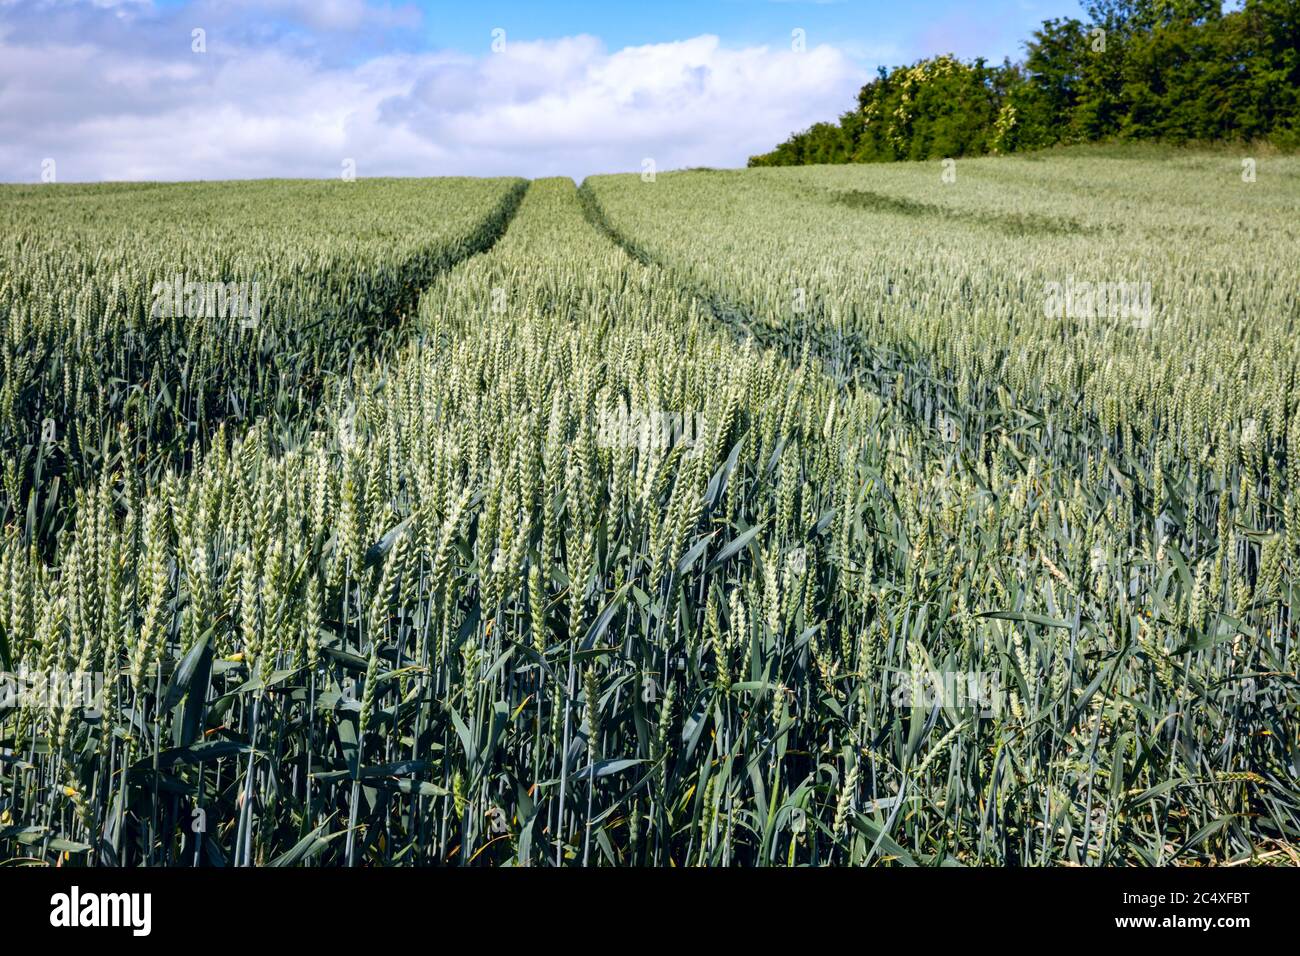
[0,151,1296,866]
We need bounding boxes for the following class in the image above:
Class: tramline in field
[0,178,526,548]
[0,152,1296,867]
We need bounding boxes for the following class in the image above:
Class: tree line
[749,0,1300,166]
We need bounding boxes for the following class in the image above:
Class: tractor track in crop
[11,180,530,555]
[576,178,1149,546]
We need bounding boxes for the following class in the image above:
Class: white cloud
[0,3,866,181]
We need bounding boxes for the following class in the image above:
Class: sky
[0,0,1087,182]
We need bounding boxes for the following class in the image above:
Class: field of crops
[0,151,1296,867]
[0,178,526,548]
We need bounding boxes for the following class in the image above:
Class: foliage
[1,157,1296,867]
[748,0,1300,166]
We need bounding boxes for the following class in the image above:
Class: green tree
[748,0,1300,167]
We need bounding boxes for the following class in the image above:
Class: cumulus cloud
[0,0,866,181]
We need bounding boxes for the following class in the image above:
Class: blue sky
[141,0,1087,66]
[409,0,1084,64]
[0,0,1087,182]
